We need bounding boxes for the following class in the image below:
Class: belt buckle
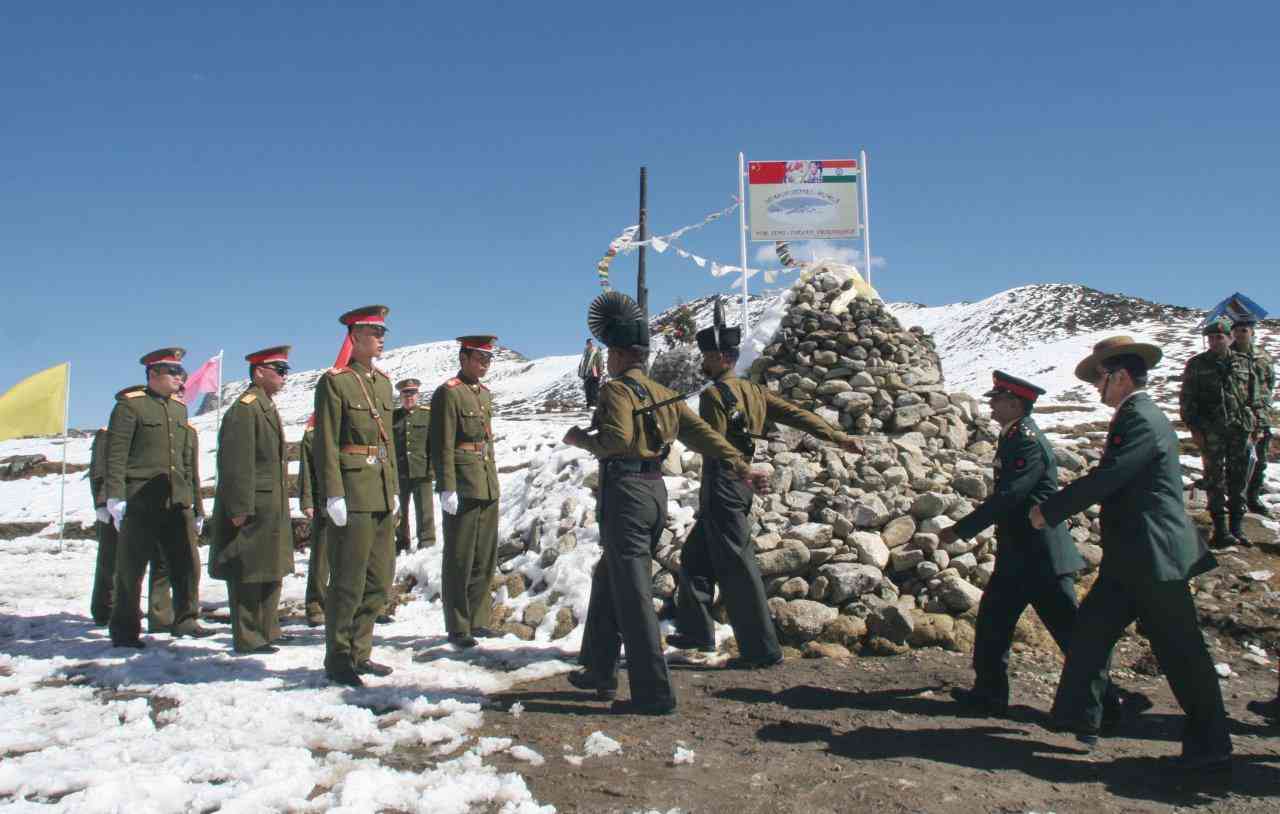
[366,452,377,465]
[378,446,388,461]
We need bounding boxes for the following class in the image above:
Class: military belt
[606,458,662,475]
[341,444,388,461]
[456,441,487,453]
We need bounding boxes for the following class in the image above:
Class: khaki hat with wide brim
[1073,335,1163,383]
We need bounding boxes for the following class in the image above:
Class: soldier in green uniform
[104,349,212,647]
[1180,317,1255,547]
[563,292,765,715]
[1031,336,1230,770]
[313,306,400,686]
[208,346,295,654]
[670,318,862,667]
[300,414,328,627]
[393,378,436,552]
[431,336,500,648]
[1231,313,1274,518]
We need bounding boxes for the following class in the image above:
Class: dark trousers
[1052,575,1231,757]
[441,497,498,635]
[304,515,329,620]
[227,578,283,652]
[582,472,674,705]
[91,520,171,627]
[396,477,436,552]
[325,511,395,671]
[972,570,1079,702]
[108,495,200,643]
[675,468,780,662]
[583,377,601,407]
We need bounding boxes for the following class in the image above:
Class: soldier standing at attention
[104,349,212,647]
[300,414,328,627]
[1180,317,1255,547]
[579,338,603,407]
[431,336,500,648]
[1230,313,1274,518]
[314,306,400,686]
[393,378,436,553]
[1031,336,1229,771]
[208,347,295,654]
[670,317,862,667]
[562,292,765,715]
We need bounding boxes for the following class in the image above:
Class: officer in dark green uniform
[1231,313,1275,518]
[104,349,212,647]
[563,292,765,715]
[1180,316,1255,547]
[300,414,328,627]
[940,371,1092,715]
[209,346,295,654]
[670,319,862,667]
[314,306,400,686]
[431,336,500,648]
[1032,336,1230,770]
[393,378,435,552]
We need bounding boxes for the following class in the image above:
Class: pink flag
[181,353,221,409]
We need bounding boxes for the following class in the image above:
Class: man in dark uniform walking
[431,337,500,648]
[563,292,766,715]
[313,306,400,686]
[1031,336,1230,770]
[104,349,212,647]
[670,316,862,668]
[299,413,328,627]
[393,378,435,553]
[208,346,295,654]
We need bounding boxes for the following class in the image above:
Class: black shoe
[726,653,784,670]
[1247,498,1272,517]
[1048,716,1100,749]
[273,634,300,645]
[448,633,478,649]
[472,627,499,639]
[112,638,146,649]
[567,669,618,700]
[666,633,716,653]
[375,614,394,624]
[1246,696,1280,721]
[327,666,364,687]
[610,698,676,716]
[950,687,1009,717]
[1208,532,1236,550]
[239,644,279,655]
[356,660,394,677]
[1101,690,1153,733]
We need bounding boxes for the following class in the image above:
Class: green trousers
[304,516,329,621]
[1052,575,1230,757]
[441,497,498,636]
[397,477,436,551]
[91,520,173,628]
[324,510,395,672]
[1202,429,1250,519]
[226,578,283,652]
[108,492,201,643]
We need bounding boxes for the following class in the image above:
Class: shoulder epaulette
[170,393,183,401]
[327,367,353,377]
[123,390,145,399]
[240,393,258,404]
[446,377,463,388]
[186,423,197,431]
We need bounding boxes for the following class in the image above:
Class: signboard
[747,159,861,241]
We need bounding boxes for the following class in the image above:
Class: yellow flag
[0,363,69,441]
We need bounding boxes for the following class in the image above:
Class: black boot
[1209,515,1233,549]
[1246,494,1272,517]
[1229,514,1252,547]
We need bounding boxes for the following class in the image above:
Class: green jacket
[1179,350,1254,435]
[105,386,200,509]
[430,374,498,499]
[313,361,400,512]
[1040,391,1213,583]
[89,427,109,508]
[209,384,293,581]
[297,426,322,513]
[1234,343,1275,430]
[393,403,434,481]
[700,371,850,456]
[954,415,1084,579]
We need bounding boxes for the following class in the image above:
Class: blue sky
[3,1,1278,426]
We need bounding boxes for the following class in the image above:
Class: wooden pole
[637,166,648,318]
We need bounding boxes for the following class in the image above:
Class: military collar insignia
[240,392,258,404]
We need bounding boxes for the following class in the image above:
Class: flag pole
[213,350,223,490]
[860,148,872,287]
[57,362,70,552]
[738,151,750,342]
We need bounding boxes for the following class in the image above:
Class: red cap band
[996,379,1038,401]
[461,339,494,352]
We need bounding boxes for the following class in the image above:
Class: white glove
[194,515,205,536]
[441,491,459,515]
[326,497,348,528]
[95,507,111,525]
[107,498,127,530]
[392,494,400,515]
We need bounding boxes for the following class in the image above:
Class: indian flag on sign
[820,159,858,182]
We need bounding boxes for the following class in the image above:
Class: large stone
[867,604,915,644]
[770,598,838,644]
[1241,514,1279,544]
[910,492,948,520]
[551,607,576,640]
[892,404,934,430]
[849,531,890,569]
[777,577,809,599]
[819,562,883,603]
[939,575,983,614]
[788,522,834,549]
[953,475,988,500]
[522,601,549,628]
[907,610,960,650]
[881,515,917,548]
[817,380,852,396]
[889,548,925,573]
[757,539,812,578]
[802,641,852,660]
[850,495,891,528]
[818,614,868,648]
[949,552,978,577]
[833,391,874,415]
[1076,542,1103,570]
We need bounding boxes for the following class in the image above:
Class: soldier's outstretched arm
[674,402,748,476]
[953,431,1043,540]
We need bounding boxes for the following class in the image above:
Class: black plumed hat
[588,291,649,350]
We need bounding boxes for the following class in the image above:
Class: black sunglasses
[151,364,186,377]
[258,362,290,376]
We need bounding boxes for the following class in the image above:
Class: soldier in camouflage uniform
[299,414,328,626]
[431,337,500,648]
[1231,313,1274,518]
[393,378,435,552]
[104,350,212,647]
[1180,316,1255,547]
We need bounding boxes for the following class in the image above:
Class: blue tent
[1201,292,1269,328]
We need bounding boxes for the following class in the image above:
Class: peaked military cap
[588,291,648,350]
[696,324,742,353]
[458,335,498,354]
[245,345,291,365]
[1202,316,1233,336]
[339,305,390,330]
[396,378,422,393]
[1073,335,1162,383]
[983,370,1045,402]
[140,347,186,369]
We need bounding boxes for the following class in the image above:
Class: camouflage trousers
[1202,429,1251,518]
[1247,428,1271,501]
